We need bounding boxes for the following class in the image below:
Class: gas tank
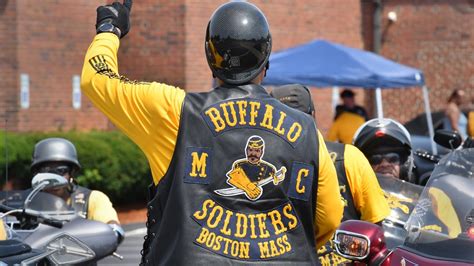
[382,247,474,266]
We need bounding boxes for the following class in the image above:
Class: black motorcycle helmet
[353,118,414,181]
[31,138,81,175]
[205,1,272,85]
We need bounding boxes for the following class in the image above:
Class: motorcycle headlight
[333,230,370,260]
[46,233,95,265]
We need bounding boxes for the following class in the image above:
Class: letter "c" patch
[287,162,314,201]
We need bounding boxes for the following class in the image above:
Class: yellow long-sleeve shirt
[327,112,365,144]
[87,190,120,224]
[343,144,390,223]
[81,33,342,248]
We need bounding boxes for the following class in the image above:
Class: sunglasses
[38,165,71,176]
[368,152,401,165]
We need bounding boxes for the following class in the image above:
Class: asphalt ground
[98,222,146,266]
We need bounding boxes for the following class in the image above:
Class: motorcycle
[412,129,464,185]
[0,173,123,265]
[333,133,474,265]
[379,129,466,249]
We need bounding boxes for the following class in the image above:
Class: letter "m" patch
[184,147,213,184]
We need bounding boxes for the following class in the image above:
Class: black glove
[96,0,133,38]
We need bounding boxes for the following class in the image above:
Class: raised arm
[81,1,185,185]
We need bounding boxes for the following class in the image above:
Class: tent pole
[422,86,437,155]
[332,86,339,112]
[375,88,383,118]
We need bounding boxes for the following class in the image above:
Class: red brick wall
[3,0,471,133]
[0,0,363,133]
[368,0,474,123]
[0,0,18,131]
[120,0,186,88]
[13,0,109,132]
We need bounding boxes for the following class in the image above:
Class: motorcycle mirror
[434,130,462,150]
[31,173,69,190]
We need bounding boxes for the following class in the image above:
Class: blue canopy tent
[263,39,436,153]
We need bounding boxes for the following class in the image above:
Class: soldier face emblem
[215,135,286,201]
[245,135,265,164]
[246,146,263,164]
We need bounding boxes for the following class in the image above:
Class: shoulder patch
[287,162,314,201]
[184,147,213,184]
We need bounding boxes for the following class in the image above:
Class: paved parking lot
[98,223,146,266]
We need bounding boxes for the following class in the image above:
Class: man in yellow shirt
[327,89,368,144]
[327,112,366,144]
[271,85,390,265]
[334,89,368,121]
[1,138,123,242]
[31,138,123,242]
[81,1,342,264]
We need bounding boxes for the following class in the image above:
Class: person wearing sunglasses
[367,152,403,177]
[30,138,124,243]
[353,118,414,182]
[271,84,390,265]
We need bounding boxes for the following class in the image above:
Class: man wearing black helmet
[352,118,415,182]
[30,138,124,242]
[81,1,342,264]
[271,84,390,266]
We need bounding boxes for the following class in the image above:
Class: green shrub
[0,131,151,204]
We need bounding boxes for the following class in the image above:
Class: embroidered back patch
[202,98,304,148]
[192,198,299,260]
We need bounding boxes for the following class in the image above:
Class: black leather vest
[143,85,320,265]
[325,142,359,221]
[70,186,91,219]
[318,142,359,265]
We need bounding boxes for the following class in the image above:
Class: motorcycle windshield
[0,190,31,209]
[404,148,474,263]
[1,190,77,221]
[378,174,423,225]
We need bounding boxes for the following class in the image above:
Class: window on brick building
[72,75,81,110]
[20,73,30,109]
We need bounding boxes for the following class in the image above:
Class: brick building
[1,0,473,134]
